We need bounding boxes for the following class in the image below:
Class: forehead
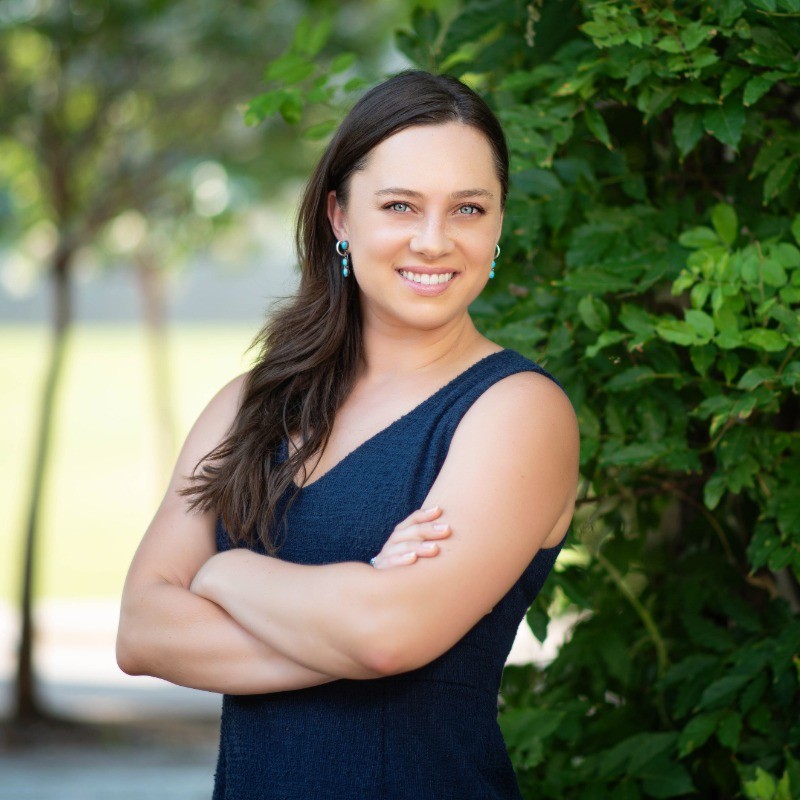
[354,122,500,194]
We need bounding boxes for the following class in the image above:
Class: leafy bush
[251,2,800,796]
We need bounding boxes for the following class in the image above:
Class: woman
[117,70,578,799]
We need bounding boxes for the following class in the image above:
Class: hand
[370,506,451,570]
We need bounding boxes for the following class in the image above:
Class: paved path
[0,738,218,800]
[0,600,220,799]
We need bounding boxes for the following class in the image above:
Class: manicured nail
[433,524,448,531]
[420,542,437,551]
[403,552,417,560]
[424,506,440,513]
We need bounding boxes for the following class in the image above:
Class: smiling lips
[398,269,455,286]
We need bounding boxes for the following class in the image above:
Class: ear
[327,191,348,242]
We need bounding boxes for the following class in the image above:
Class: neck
[359,310,483,383]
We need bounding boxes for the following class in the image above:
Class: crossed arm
[117,369,578,692]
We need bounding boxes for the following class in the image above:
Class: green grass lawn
[0,323,260,602]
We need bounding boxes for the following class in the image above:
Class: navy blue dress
[213,350,567,799]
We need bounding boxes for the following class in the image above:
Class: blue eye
[459,205,481,215]
[388,202,409,212]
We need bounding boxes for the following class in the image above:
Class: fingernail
[433,523,448,531]
[403,552,417,560]
[421,542,437,551]
[424,506,440,513]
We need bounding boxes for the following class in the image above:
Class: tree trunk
[14,244,73,722]
[134,251,176,488]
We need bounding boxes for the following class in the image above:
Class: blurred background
[0,1,418,796]
[4,1,800,798]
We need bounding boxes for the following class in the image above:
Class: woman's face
[328,122,504,333]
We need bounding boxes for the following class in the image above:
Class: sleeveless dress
[213,349,568,800]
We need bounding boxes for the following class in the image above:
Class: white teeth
[399,270,454,285]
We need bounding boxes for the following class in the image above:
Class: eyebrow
[374,187,495,200]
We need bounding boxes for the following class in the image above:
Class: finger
[379,538,442,560]
[372,551,417,570]
[414,541,441,558]
[387,521,451,544]
[394,505,442,532]
[372,541,439,569]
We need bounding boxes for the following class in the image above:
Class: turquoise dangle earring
[490,244,500,279]
[336,240,351,277]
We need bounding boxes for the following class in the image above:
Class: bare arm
[117,374,338,693]
[191,372,579,677]
[117,374,450,693]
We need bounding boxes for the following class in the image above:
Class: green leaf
[679,226,719,249]
[711,204,738,245]
[673,108,705,159]
[412,6,441,43]
[302,119,338,141]
[577,295,610,332]
[526,603,549,643]
[704,473,727,510]
[792,214,800,245]
[638,758,695,798]
[330,53,356,74]
[744,767,776,799]
[244,90,289,124]
[738,367,778,389]
[607,366,657,392]
[720,66,749,98]
[698,672,752,710]
[685,309,715,342]
[499,707,564,747]
[279,92,304,125]
[343,76,369,93]
[776,490,800,537]
[395,30,423,64]
[656,35,683,53]
[586,330,627,358]
[716,710,742,750]
[717,0,747,25]
[763,157,799,202]
[690,344,715,376]
[619,304,656,336]
[293,16,332,58]
[656,319,696,346]
[691,283,710,309]
[679,712,723,756]
[682,22,714,51]
[264,53,316,85]
[611,781,642,800]
[773,243,800,268]
[565,268,637,293]
[625,59,651,90]
[745,328,787,352]
[603,442,664,466]
[744,74,776,106]
[584,104,612,149]
[762,258,788,287]
[704,98,746,150]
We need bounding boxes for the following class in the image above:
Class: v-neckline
[289,349,508,491]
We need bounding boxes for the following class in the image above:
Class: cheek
[352,214,409,254]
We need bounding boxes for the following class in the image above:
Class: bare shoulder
[460,368,578,458]
[166,371,249,495]
[122,371,251,590]
[438,367,578,550]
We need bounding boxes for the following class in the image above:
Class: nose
[409,214,454,259]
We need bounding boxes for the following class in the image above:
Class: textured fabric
[213,349,567,800]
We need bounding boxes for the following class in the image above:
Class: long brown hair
[179,70,509,552]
